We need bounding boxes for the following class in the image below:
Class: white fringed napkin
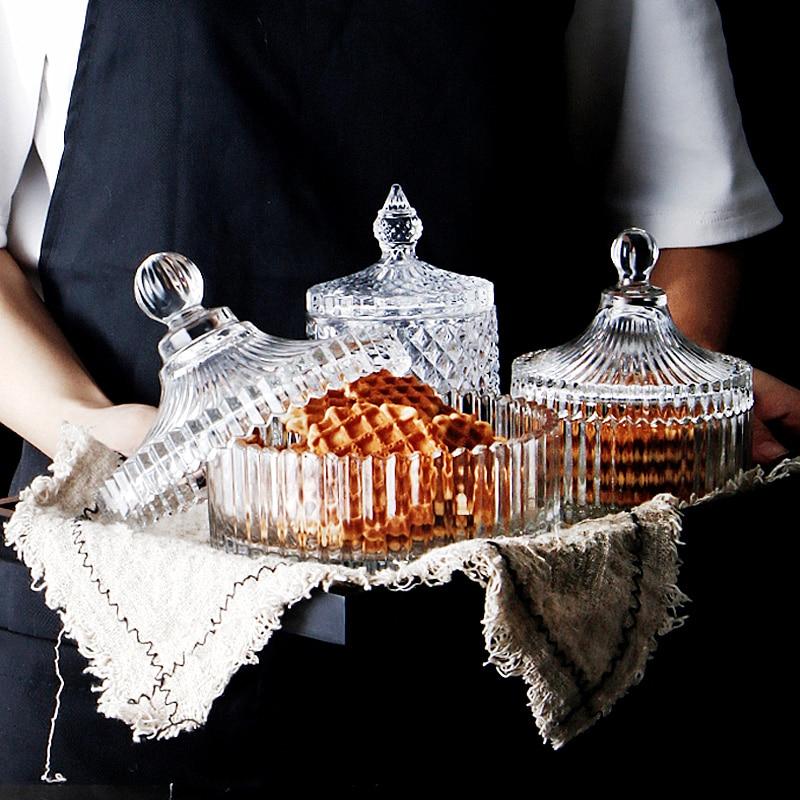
[5,423,699,749]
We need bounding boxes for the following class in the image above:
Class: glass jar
[306,184,500,395]
[511,228,753,521]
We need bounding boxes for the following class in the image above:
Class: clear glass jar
[511,228,753,521]
[96,252,410,524]
[207,393,561,569]
[306,185,500,395]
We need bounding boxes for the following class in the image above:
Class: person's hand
[2,248,158,459]
[69,403,159,457]
[650,247,800,467]
[752,368,800,466]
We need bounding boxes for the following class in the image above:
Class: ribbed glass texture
[96,330,410,525]
[512,298,753,521]
[93,251,411,525]
[207,395,561,570]
[512,227,754,521]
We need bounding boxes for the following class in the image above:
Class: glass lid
[306,184,494,320]
[512,228,753,406]
[96,251,410,522]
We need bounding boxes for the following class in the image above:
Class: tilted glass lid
[96,251,410,522]
[511,228,753,408]
[306,184,494,320]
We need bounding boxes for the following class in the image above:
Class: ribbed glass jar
[207,394,561,569]
[511,228,753,521]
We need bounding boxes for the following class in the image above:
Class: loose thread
[40,626,67,784]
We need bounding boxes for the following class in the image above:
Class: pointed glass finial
[372,183,423,254]
[383,183,413,213]
[610,227,659,286]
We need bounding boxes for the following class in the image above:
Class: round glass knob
[134,252,205,325]
[610,228,660,286]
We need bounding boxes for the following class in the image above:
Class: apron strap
[0,495,19,519]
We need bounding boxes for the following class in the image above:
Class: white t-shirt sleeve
[567,0,782,248]
[0,1,46,250]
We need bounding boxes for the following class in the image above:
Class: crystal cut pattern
[511,228,753,521]
[306,185,500,394]
[96,253,410,525]
[207,394,561,570]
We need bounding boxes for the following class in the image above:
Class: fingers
[751,414,790,466]
[752,368,800,464]
[753,368,800,426]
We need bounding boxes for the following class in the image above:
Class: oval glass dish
[207,394,561,568]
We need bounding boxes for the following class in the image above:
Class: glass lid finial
[134,252,205,325]
[610,227,660,287]
[372,183,423,255]
[133,252,237,363]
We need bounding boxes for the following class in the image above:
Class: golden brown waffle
[307,401,440,457]
[339,450,450,553]
[238,429,267,447]
[344,369,452,422]
[283,389,353,438]
[430,411,496,451]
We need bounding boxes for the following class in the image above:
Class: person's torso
[34,0,575,410]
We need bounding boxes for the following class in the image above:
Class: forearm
[651,244,800,462]
[650,244,742,351]
[0,248,111,457]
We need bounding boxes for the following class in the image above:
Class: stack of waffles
[281,370,497,456]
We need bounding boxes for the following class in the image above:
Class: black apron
[2,0,574,786]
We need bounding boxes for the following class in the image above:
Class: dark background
[718,3,798,390]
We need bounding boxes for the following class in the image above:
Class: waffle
[283,389,353,438]
[251,374,502,554]
[238,429,267,447]
[431,411,496,451]
[344,369,452,422]
[306,401,440,458]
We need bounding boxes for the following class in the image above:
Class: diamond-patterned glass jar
[511,228,753,521]
[306,185,500,395]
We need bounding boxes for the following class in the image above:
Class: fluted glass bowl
[207,394,561,569]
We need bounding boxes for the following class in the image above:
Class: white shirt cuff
[608,199,783,248]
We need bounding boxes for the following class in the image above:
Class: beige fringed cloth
[8,423,794,750]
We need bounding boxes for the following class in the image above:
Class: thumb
[751,414,790,466]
